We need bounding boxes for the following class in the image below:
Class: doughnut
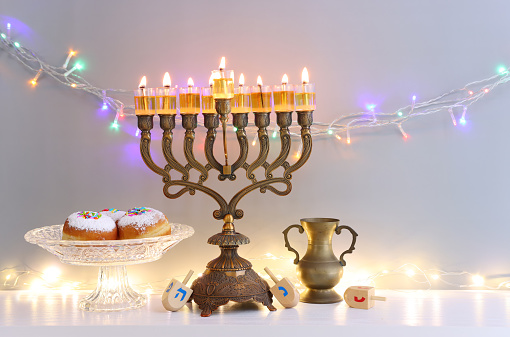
[117,207,171,239]
[99,208,126,223]
[62,211,118,240]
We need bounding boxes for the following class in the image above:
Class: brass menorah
[135,70,313,316]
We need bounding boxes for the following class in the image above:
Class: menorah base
[191,268,276,317]
[190,237,276,317]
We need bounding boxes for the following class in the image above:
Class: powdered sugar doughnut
[62,211,117,241]
[100,208,126,223]
[117,207,171,239]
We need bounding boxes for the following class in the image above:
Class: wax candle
[273,74,295,112]
[250,76,272,113]
[156,72,177,115]
[179,77,200,114]
[134,76,156,115]
[232,73,251,113]
[295,67,316,111]
[212,57,234,99]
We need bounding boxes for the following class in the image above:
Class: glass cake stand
[25,223,194,312]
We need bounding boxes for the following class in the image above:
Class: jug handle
[282,224,304,265]
[335,225,358,266]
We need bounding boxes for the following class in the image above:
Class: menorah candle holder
[136,89,313,316]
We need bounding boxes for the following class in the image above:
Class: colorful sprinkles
[101,208,119,212]
[127,207,151,216]
[77,211,102,219]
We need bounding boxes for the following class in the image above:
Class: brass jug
[283,218,358,303]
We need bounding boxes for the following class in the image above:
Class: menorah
[134,61,314,316]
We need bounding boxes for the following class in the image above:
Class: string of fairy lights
[2,23,510,146]
[2,22,510,293]
[2,253,508,293]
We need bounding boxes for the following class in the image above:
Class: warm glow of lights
[382,270,389,274]
[42,267,61,283]
[139,76,147,89]
[252,139,257,146]
[406,269,415,277]
[71,83,77,88]
[347,137,351,144]
[219,56,226,70]
[187,77,194,87]
[257,76,263,86]
[163,72,171,87]
[294,151,301,159]
[301,67,309,84]
[30,279,45,291]
[69,50,76,56]
[30,79,37,86]
[5,274,11,280]
[282,74,288,85]
[484,88,489,93]
[472,275,485,286]
[468,90,474,95]
[335,135,342,141]
[431,274,440,280]
[239,73,245,86]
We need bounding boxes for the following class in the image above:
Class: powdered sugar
[100,209,126,222]
[67,211,116,232]
[118,207,166,232]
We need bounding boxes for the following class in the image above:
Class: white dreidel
[162,270,194,311]
[343,286,386,309]
[264,267,300,308]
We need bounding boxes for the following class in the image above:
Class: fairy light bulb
[63,50,77,68]
[70,83,77,88]
[335,135,342,141]
[397,111,403,117]
[0,33,6,39]
[64,62,83,77]
[431,274,440,280]
[42,267,61,283]
[448,107,457,126]
[327,129,333,135]
[459,106,467,125]
[13,41,20,48]
[406,269,415,277]
[468,90,474,96]
[5,274,11,280]
[472,275,484,286]
[484,88,490,93]
[101,90,108,110]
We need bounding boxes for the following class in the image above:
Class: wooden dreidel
[162,270,194,311]
[343,286,386,309]
[264,267,300,308]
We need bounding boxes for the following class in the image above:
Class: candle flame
[239,73,245,86]
[163,72,171,87]
[139,76,147,89]
[187,77,194,87]
[282,74,288,85]
[257,75,263,86]
[219,57,226,70]
[301,67,309,84]
[209,73,214,86]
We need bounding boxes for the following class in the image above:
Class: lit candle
[211,56,234,99]
[232,73,251,113]
[134,76,156,115]
[179,77,200,114]
[273,74,295,112]
[250,76,272,113]
[156,72,177,115]
[295,67,316,111]
[202,74,216,114]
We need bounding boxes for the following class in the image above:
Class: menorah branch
[266,111,292,179]
[182,114,209,184]
[246,112,270,182]
[138,115,169,182]
[160,115,189,181]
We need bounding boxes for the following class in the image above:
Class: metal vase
[283,218,358,303]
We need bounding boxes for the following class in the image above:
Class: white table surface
[1,290,509,336]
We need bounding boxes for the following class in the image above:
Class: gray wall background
[1,0,510,289]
